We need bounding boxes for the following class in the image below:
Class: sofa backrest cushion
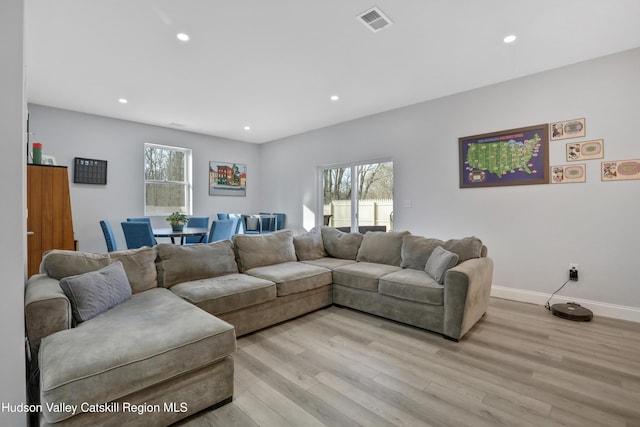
[401,235,484,270]
[443,236,484,264]
[59,261,132,324]
[400,235,445,270]
[156,240,239,288]
[320,226,363,260]
[232,229,297,272]
[107,247,159,293]
[293,231,327,261]
[356,231,410,266]
[41,247,158,294]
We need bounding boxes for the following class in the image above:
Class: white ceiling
[25,1,640,144]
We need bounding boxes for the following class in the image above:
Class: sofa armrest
[25,274,72,360]
[442,257,494,340]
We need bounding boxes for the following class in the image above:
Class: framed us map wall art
[459,124,549,188]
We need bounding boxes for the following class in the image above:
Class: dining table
[153,227,209,245]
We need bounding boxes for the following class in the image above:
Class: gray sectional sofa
[24,226,493,426]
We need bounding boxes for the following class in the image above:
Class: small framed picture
[74,157,108,185]
[550,164,586,183]
[550,118,585,141]
[602,159,640,181]
[566,139,603,161]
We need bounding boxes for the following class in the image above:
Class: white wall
[0,0,28,425]
[259,48,640,318]
[27,105,262,253]
[25,49,640,320]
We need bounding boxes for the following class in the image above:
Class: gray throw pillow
[424,246,459,284]
[293,231,327,260]
[59,261,132,324]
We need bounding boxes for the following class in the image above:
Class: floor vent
[357,7,393,33]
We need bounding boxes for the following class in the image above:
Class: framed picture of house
[459,124,549,188]
[209,161,247,196]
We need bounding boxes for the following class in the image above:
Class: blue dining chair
[208,219,235,242]
[126,217,158,244]
[218,213,244,234]
[184,216,209,244]
[99,220,117,252]
[121,221,156,249]
[258,212,277,233]
[260,212,285,231]
[127,217,151,223]
[242,215,261,234]
[273,213,285,230]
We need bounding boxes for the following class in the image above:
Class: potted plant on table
[166,212,189,232]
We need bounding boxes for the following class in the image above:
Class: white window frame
[317,157,393,230]
[144,143,193,216]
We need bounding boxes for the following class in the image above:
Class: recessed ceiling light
[176,33,190,42]
[118,98,128,104]
[503,34,517,44]
[243,125,251,131]
[330,95,340,101]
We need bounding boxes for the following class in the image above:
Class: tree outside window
[322,161,393,230]
[144,143,192,215]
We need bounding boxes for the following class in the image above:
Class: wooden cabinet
[27,164,75,277]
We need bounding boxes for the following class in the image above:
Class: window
[321,160,393,231]
[144,143,192,215]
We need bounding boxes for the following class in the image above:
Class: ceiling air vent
[357,7,393,32]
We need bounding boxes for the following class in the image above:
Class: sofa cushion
[425,246,459,284]
[400,235,445,270]
[232,230,297,272]
[108,247,159,293]
[443,236,484,264]
[320,226,363,260]
[39,288,236,424]
[245,261,332,296]
[59,261,132,324]
[293,231,327,260]
[171,273,276,315]
[41,250,110,279]
[333,262,402,292]
[378,269,444,305]
[356,231,410,266]
[156,240,238,288]
[40,247,158,294]
[301,257,357,270]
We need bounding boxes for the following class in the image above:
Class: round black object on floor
[551,302,593,321]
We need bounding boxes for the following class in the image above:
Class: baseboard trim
[491,285,640,323]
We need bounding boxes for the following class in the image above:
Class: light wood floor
[179,298,640,426]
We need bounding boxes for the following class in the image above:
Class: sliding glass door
[321,160,393,231]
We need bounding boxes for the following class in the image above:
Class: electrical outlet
[569,263,579,281]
